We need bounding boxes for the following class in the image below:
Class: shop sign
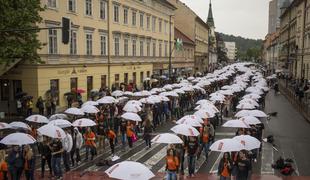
[57,67,87,75]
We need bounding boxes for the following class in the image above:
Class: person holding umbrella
[23,145,35,180]
[186,136,199,178]
[84,127,96,161]
[71,127,83,166]
[143,119,153,149]
[165,148,179,180]
[8,146,24,180]
[62,129,72,172]
[106,128,116,155]
[0,150,8,180]
[236,150,251,180]
[39,139,52,178]
[36,96,45,115]
[49,138,63,179]
[217,152,232,180]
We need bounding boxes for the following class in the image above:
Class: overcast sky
[179,0,269,40]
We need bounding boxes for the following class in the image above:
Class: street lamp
[168,15,174,81]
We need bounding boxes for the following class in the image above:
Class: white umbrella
[26,115,49,123]
[121,112,142,122]
[163,84,173,90]
[178,115,203,124]
[235,110,267,118]
[195,104,219,113]
[239,98,259,107]
[0,122,11,130]
[81,105,99,114]
[219,90,234,96]
[112,90,124,97]
[210,138,245,152]
[72,118,96,127]
[174,89,185,94]
[65,107,85,116]
[196,99,214,105]
[0,133,36,145]
[105,161,155,180]
[176,118,202,127]
[97,96,116,104]
[181,86,194,92]
[37,124,66,139]
[222,120,250,128]
[141,90,152,96]
[123,104,142,113]
[9,121,31,130]
[243,94,261,100]
[187,76,195,81]
[82,101,99,107]
[116,97,129,104]
[233,135,261,151]
[48,119,72,128]
[159,95,170,102]
[210,92,225,99]
[151,133,183,144]
[236,103,256,110]
[147,95,162,103]
[209,95,225,102]
[239,116,261,125]
[170,124,200,136]
[194,109,216,119]
[139,98,155,104]
[124,91,134,96]
[49,113,68,121]
[127,100,143,107]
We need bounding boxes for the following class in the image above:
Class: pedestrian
[8,145,23,180]
[143,119,152,149]
[236,150,251,180]
[62,129,73,172]
[16,99,22,116]
[97,120,106,150]
[175,135,186,175]
[84,127,96,161]
[106,128,116,155]
[45,97,52,117]
[165,148,179,180]
[72,128,83,166]
[51,98,56,115]
[197,122,211,161]
[26,99,33,116]
[217,152,232,180]
[40,139,52,178]
[23,145,35,180]
[50,138,63,179]
[186,136,199,177]
[36,96,44,115]
[120,120,127,150]
[126,121,135,148]
[0,150,8,180]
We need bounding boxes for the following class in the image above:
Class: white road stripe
[144,146,168,169]
[260,142,274,175]
[209,152,223,174]
[127,143,161,161]
[215,132,235,136]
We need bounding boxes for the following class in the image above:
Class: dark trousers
[63,152,71,171]
[127,136,133,148]
[144,134,151,148]
[70,148,81,166]
[85,145,95,160]
[41,156,52,176]
[25,170,34,180]
[10,168,22,180]
[39,108,44,115]
[109,139,115,154]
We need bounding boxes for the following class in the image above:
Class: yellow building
[0,0,176,112]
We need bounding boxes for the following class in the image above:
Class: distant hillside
[218,32,263,60]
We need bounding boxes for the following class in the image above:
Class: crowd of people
[0,62,272,180]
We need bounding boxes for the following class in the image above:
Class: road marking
[289,150,300,176]
[215,132,235,136]
[127,143,161,161]
[209,152,223,174]
[144,145,167,169]
[260,142,274,175]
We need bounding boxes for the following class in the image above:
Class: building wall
[269,0,278,34]
[224,42,236,61]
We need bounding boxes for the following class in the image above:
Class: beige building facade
[0,0,176,111]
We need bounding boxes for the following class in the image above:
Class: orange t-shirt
[221,162,230,177]
[107,130,116,139]
[84,132,96,146]
[0,161,8,179]
[126,125,134,138]
[166,156,179,171]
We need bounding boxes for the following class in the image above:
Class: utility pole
[168,15,172,81]
[301,0,307,80]
[107,0,111,88]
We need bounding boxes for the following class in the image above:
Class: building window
[0,80,9,101]
[132,72,136,84]
[164,41,168,57]
[70,77,78,93]
[100,35,107,55]
[146,41,150,57]
[152,17,156,32]
[100,0,106,19]
[50,79,59,105]
[124,73,128,84]
[70,30,77,55]
[113,5,119,22]
[132,39,137,56]
[140,72,144,84]
[48,29,57,54]
[85,0,92,16]
[114,36,120,56]
[152,42,156,57]
[48,0,57,8]
[159,19,162,33]
[140,40,144,56]
[115,74,120,88]
[101,75,107,88]
[159,42,162,57]
[140,13,144,28]
[124,38,129,56]
[147,16,150,30]
[86,33,93,55]
[132,11,137,26]
[164,21,167,34]
[124,8,128,24]
[87,76,93,99]
[68,0,76,12]
[147,71,150,77]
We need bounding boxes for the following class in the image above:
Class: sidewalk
[278,80,310,122]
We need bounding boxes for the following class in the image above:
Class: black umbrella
[15,92,27,98]
[64,92,74,96]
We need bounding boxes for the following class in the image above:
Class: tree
[0,0,44,66]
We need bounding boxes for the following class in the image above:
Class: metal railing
[278,80,310,122]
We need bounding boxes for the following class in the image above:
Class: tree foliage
[0,0,44,66]
[219,32,263,61]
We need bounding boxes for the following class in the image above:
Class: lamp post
[168,15,173,81]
